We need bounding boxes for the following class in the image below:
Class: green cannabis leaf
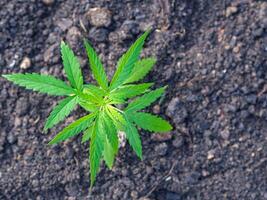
[130,112,173,132]
[48,113,95,145]
[110,30,150,89]
[2,30,173,188]
[124,115,143,159]
[109,83,153,100]
[125,87,166,112]
[84,39,109,90]
[2,73,74,96]
[44,96,78,131]
[61,42,83,91]
[125,58,156,84]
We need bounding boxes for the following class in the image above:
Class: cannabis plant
[3,30,172,187]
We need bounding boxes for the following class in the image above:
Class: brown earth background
[1,0,267,199]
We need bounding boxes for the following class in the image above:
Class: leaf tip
[60,40,66,46]
[139,154,143,161]
[150,57,157,63]
[83,38,92,50]
[48,139,56,145]
[90,176,96,189]
[167,127,173,132]
[2,74,12,80]
[106,164,113,170]
[83,38,89,44]
[162,124,173,133]
[147,82,154,87]
[145,28,152,35]
[43,127,48,134]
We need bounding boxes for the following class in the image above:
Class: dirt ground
[1,0,267,199]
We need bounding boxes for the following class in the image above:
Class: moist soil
[1,0,267,199]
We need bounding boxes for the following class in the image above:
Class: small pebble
[43,44,58,64]
[139,198,151,200]
[220,129,230,140]
[20,57,31,69]
[153,104,160,114]
[42,0,54,6]
[86,8,111,27]
[56,18,72,32]
[14,117,22,127]
[166,97,188,125]
[154,143,168,156]
[16,97,29,116]
[172,136,184,148]
[130,191,138,199]
[233,46,240,53]
[89,27,108,42]
[252,28,264,38]
[207,150,215,160]
[226,6,238,17]
[66,26,81,46]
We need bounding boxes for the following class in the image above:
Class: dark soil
[1,0,267,199]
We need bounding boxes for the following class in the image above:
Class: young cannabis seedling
[2,30,172,187]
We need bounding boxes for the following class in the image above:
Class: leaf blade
[61,41,83,90]
[105,105,126,130]
[90,118,104,188]
[83,84,107,97]
[103,136,115,169]
[48,113,95,145]
[110,30,150,89]
[82,84,106,102]
[103,112,119,154]
[78,98,98,113]
[125,87,166,112]
[131,112,172,132]
[125,58,156,84]
[124,116,142,159]
[2,73,74,96]
[82,125,93,143]
[44,96,78,131]
[84,40,109,90]
[109,83,153,100]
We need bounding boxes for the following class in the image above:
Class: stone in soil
[226,6,238,17]
[43,44,59,64]
[15,97,29,116]
[86,8,112,27]
[56,18,72,32]
[88,27,108,42]
[166,97,188,126]
[154,143,168,156]
[42,0,54,6]
[66,26,81,47]
[19,56,31,69]
[172,135,184,148]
